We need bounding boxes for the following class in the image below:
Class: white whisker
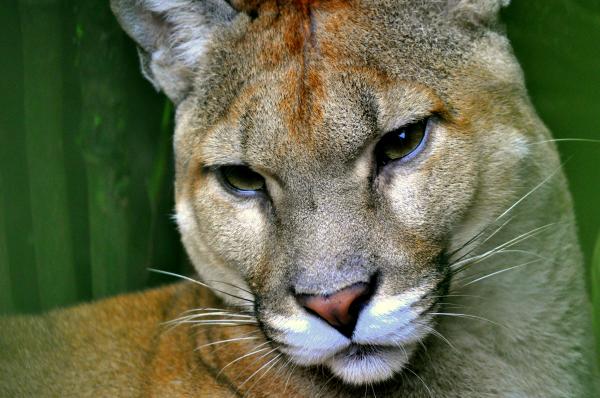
[239,352,282,389]
[370,382,377,398]
[217,342,272,377]
[418,322,457,352]
[494,166,561,222]
[283,360,299,395]
[529,138,600,145]
[166,312,255,326]
[428,312,503,328]
[404,367,432,398]
[148,268,254,303]
[451,223,555,273]
[460,258,542,288]
[449,215,515,262]
[195,336,259,351]
[315,374,337,398]
[244,354,283,395]
[183,319,258,325]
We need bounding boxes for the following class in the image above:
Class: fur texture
[1,0,598,396]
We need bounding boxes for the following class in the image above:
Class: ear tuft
[447,0,510,27]
[111,0,238,103]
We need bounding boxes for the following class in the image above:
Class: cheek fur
[384,154,476,239]
[186,180,269,275]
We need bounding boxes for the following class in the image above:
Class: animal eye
[375,119,428,168]
[218,165,266,194]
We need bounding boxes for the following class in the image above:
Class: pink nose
[296,282,373,338]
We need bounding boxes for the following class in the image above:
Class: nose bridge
[280,179,376,294]
[291,183,366,258]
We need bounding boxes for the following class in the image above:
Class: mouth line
[343,343,385,357]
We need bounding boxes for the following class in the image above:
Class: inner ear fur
[447,0,510,27]
[110,0,238,104]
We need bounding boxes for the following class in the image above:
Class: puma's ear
[447,0,510,27]
[110,0,238,103]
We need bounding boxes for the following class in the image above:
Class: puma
[1,0,598,396]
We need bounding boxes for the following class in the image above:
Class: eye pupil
[220,165,265,193]
[375,119,428,168]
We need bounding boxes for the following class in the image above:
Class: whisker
[239,352,282,389]
[428,312,503,328]
[448,165,562,274]
[283,360,299,395]
[448,215,515,262]
[207,279,254,295]
[180,307,254,315]
[162,312,255,333]
[494,166,561,223]
[148,268,254,303]
[315,374,337,398]
[459,258,542,288]
[450,222,555,274]
[190,323,261,329]
[370,382,377,398]
[240,346,280,375]
[404,367,432,398]
[528,138,600,145]
[166,312,255,326]
[428,294,483,300]
[183,320,258,326]
[244,354,283,395]
[217,342,272,377]
[209,331,264,355]
[451,223,554,270]
[272,355,293,380]
[195,336,259,351]
[418,323,457,353]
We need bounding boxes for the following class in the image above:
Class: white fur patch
[268,313,350,365]
[145,0,226,67]
[327,346,412,385]
[175,199,196,234]
[353,290,423,345]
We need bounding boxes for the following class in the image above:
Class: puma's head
[112,0,544,385]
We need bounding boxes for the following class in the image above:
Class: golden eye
[375,119,428,167]
[219,165,266,194]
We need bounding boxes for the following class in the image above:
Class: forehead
[184,0,476,170]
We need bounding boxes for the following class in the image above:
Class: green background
[0,0,598,355]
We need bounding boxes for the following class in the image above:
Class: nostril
[295,280,375,338]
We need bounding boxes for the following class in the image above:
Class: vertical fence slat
[0,0,41,314]
[75,3,139,298]
[20,0,77,310]
[0,176,14,313]
[86,170,129,297]
[593,233,600,366]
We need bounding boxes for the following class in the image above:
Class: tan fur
[2,0,599,396]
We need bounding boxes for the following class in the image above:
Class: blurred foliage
[593,234,600,362]
[0,1,598,365]
[503,0,600,267]
[0,0,186,314]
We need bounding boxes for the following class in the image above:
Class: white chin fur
[266,291,428,384]
[326,346,412,385]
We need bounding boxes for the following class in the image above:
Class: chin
[326,344,417,385]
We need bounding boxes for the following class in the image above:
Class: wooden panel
[20,0,78,310]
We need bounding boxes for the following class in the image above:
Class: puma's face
[114,0,531,386]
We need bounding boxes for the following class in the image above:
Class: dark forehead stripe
[227,0,353,143]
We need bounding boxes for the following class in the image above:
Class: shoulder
[0,283,199,397]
